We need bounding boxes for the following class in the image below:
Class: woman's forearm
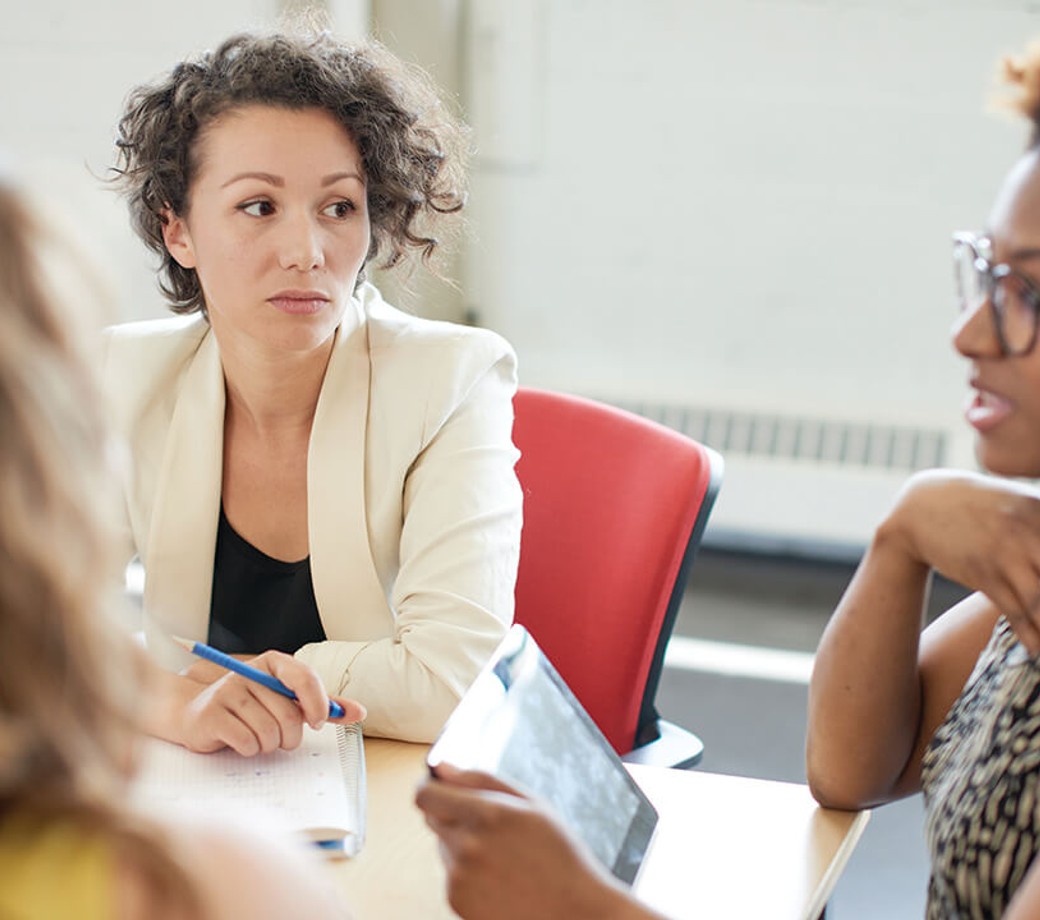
[806,522,931,809]
[139,666,203,746]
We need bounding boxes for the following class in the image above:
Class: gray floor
[660,548,969,919]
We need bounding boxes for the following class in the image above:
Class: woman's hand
[415,765,659,920]
[883,470,1040,653]
[162,651,365,756]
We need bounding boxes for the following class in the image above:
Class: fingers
[257,652,332,729]
[209,676,302,755]
[415,776,615,920]
[430,763,525,796]
[894,473,1040,654]
[179,652,366,757]
[180,691,269,756]
[215,706,275,757]
[415,769,531,834]
[328,696,368,724]
[416,775,487,827]
[181,670,304,755]
[1006,613,1040,658]
[979,562,1040,657]
[415,781,504,850]
[1004,584,1040,657]
[258,656,367,729]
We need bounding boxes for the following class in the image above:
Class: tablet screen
[427,625,658,884]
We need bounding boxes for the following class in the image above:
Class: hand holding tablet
[427,625,658,884]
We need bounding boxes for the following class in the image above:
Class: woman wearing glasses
[807,41,1040,920]
[415,38,1040,920]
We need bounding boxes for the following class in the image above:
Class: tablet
[427,624,658,885]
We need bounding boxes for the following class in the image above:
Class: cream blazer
[102,284,523,742]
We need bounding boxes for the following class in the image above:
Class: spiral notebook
[132,722,366,858]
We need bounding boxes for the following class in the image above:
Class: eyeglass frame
[952,231,1040,357]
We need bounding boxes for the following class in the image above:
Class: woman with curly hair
[105,29,522,754]
[0,171,348,919]
[807,37,1040,920]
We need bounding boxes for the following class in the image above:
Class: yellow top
[0,812,113,920]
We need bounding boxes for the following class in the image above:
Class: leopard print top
[921,617,1040,918]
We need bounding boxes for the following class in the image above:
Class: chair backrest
[512,387,723,754]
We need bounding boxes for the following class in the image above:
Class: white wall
[446,0,1040,549]
[367,0,467,321]
[0,0,371,321]
[4,0,1040,548]
[462,2,1040,442]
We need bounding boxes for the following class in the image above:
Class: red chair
[512,387,723,768]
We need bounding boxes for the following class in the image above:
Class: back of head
[0,174,210,918]
[0,176,127,817]
[994,40,1040,146]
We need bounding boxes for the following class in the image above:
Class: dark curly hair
[111,30,469,314]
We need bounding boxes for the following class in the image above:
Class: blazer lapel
[309,300,393,638]
[143,329,224,668]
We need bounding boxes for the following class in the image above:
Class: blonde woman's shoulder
[116,811,353,920]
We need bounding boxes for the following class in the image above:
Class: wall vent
[607,400,948,473]
[600,399,956,558]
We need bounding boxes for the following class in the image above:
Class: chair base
[621,719,704,770]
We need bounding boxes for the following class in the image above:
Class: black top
[208,506,326,655]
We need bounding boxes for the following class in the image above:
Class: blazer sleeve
[99,328,139,570]
[295,335,523,742]
[98,316,213,591]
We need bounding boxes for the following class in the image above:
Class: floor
[660,547,969,919]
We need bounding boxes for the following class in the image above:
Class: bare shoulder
[179,820,351,920]
[1006,854,1040,919]
[919,590,1001,681]
[115,812,352,920]
[908,590,1003,780]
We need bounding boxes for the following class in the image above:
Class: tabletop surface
[327,738,869,920]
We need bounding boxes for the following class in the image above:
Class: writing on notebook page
[132,722,366,857]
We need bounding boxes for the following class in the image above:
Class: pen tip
[170,635,195,652]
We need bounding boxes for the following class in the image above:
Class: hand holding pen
[168,638,366,757]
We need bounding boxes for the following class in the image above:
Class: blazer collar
[143,297,390,663]
[308,298,392,634]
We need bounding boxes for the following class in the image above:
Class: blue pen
[174,636,346,719]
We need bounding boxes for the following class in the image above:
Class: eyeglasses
[953,231,1040,356]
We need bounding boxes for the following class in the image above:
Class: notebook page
[132,722,365,856]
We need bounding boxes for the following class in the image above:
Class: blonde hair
[993,39,1040,146]
[0,177,202,916]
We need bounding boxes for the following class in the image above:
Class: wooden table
[628,764,869,920]
[328,738,869,920]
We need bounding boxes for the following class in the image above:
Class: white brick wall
[5,0,1040,544]
[461,0,1040,456]
[0,0,368,321]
